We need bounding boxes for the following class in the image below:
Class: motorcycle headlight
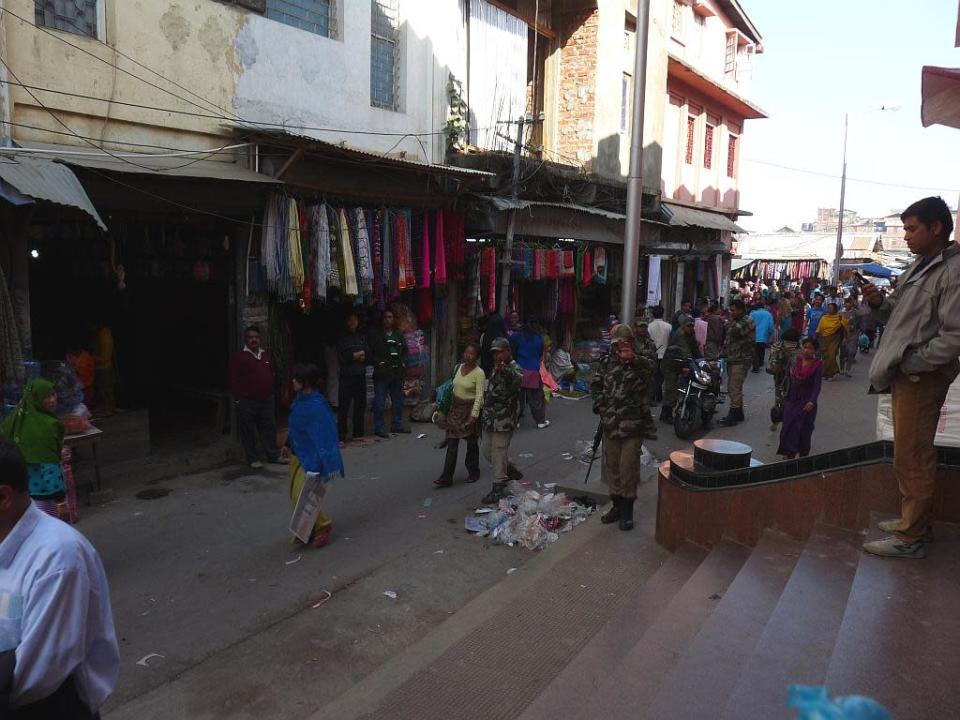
[694,369,711,384]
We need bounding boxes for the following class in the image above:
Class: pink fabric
[540,363,559,391]
[434,210,447,284]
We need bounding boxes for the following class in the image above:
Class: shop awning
[838,262,901,278]
[0,155,106,229]
[482,196,634,222]
[12,141,279,184]
[662,201,747,233]
[921,66,960,129]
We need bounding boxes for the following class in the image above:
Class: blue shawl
[288,391,344,477]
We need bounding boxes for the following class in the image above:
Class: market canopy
[0,154,106,229]
[838,262,901,278]
[661,201,747,234]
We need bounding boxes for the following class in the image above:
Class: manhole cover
[136,488,172,500]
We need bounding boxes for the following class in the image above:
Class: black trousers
[338,375,367,440]
[753,342,767,372]
[441,437,480,480]
[236,397,278,464]
[11,676,99,719]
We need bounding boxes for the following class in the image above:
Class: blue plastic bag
[787,685,892,720]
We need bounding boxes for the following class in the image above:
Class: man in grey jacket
[861,196,959,559]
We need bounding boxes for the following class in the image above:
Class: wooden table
[64,426,103,495]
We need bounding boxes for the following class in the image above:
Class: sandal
[434,476,453,488]
[465,473,479,484]
[311,528,332,548]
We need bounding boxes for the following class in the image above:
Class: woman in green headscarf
[0,379,66,517]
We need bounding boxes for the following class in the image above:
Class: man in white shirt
[647,306,673,405]
[0,439,119,718]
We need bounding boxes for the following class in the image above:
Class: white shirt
[647,319,673,359]
[0,502,119,711]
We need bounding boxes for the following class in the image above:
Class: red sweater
[229,348,275,401]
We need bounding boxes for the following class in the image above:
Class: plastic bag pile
[464,481,594,551]
[787,685,891,720]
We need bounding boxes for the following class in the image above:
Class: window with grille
[726,134,738,178]
[703,124,714,170]
[724,31,738,78]
[264,0,332,38]
[35,0,98,38]
[371,0,400,110]
[671,0,684,36]
[684,116,696,165]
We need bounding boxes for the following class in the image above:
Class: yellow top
[96,327,114,370]
[452,365,485,418]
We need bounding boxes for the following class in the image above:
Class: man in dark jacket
[229,325,279,468]
[336,311,369,443]
[660,316,701,424]
[368,309,409,438]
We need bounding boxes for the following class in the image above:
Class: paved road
[91,357,879,719]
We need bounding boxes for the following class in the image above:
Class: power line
[743,157,960,194]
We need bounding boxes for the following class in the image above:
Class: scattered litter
[417,433,427,439]
[544,483,557,490]
[561,453,574,460]
[140,610,150,617]
[383,590,398,600]
[311,590,332,609]
[574,440,596,466]
[433,549,445,555]
[506,567,517,575]
[474,507,494,515]
[423,498,433,507]
[518,452,534,459]
[464,482,594,551]
[580,584,588,589]
[417,512,428,519]
[343,537,352,541]
[133,512,144,517]
[285,554,302,566]
[136,653,164,667]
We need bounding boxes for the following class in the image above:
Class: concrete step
[642,530,804,720]
[517,542,708,720]
[574,538,752,719]
[720,523,862,720]
[825,519,960,719]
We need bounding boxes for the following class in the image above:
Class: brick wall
[557,10,599,169]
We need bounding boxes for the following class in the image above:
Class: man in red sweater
[229,326,280,469]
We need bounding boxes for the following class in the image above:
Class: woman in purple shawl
[777,337,823,458]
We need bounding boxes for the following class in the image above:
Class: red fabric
[434,210,447,285]
[420,211,432,289]
[418,287,433,326]
[229,350,275,401]
[443,210,466,280]
[582,250,592,286]
[487,248,497,312]
[395,213,416,290]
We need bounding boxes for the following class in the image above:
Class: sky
[737,0,960,232]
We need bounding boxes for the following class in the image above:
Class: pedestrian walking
[861,197,960,559]
[749,300,775,373]
[284,363,343,548]
[591,325,655,531]
[229,325,280,469]
[776,337,823,458]
[719,300,755,426]
[805,295,826,336]
[480,338,522,504]
[647,305,672,404]
[435,343,485,487]
[369,309,410,438]
[703,303,724,360]
[660,315,700,424]
[511,318,550,429]
[671,300,694,330]
[767,327,802,431]
[336,310,369,444]
[0,438,120,717]
[816,302,846,381]
[839,297,860,377]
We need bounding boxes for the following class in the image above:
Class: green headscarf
[0,379,64,464]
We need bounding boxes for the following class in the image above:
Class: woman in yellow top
[815,302,847,381]
[435,343,485,487]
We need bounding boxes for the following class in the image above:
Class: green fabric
[0,379,64,464]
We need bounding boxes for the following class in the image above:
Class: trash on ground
[544,483,557,490]
[136,653,165,667]
[561,452,574,460]
[474,507,493,514]
[417,433,427,439]
[285,554,302,566]
[383,590,398,600]
[417,512,428,519]
[506,567,517,575]
[311,590,332,609]
[464,482,594,550]
[433,549,445,555]
[518,452,535,459]
[423,498,433,507]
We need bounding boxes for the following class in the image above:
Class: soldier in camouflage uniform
[660,315,701,424]
[719,299,756,426]
[480,338,522,504]
[633,320,660,363]
[590,324,655,531]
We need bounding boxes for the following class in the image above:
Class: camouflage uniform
[767,339,801,408]
[481,359,522,484]
[722,315,756,412]
[634,334,659,365]
[662,330,701,410]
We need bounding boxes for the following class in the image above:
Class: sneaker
[250,461,263,470]
[877,518,934,542]
[862,536,927,559]
[537,420,551,429]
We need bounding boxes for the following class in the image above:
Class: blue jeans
[373,379,404,433]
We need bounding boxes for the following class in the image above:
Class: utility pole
[498,114,526,317]
[832,112,849,286]
[621,0,651,327]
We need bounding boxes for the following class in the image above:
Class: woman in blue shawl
[284,363,344,548]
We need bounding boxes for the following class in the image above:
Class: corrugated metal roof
[0,155,106,229]
[662,201,746,233]
[15,141,279,183]
[483,196,631,222]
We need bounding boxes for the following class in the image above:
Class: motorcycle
[673,358,724,439]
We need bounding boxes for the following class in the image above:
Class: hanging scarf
[434,209,447,285]
[327,207,341,290]
[419,210,432,289]
[0,379,64,464]
[582,250,592,286]
[311,203,330,299]
[354,208,374,295]
[443,209,466,281]
[382,209,394,298]
[371,210,384,307]
[338,208,359,297]
[287,198,305,297]
[288,390,344,477]
[395,211,416,291]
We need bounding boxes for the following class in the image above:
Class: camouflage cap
[490,337,511,352]
[610,324,635,343]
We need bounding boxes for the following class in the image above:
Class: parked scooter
[673,358,724,439]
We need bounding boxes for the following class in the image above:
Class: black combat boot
[482,482,507,505]
[507,464,524,482]
[660,405,674,424]
[718,407,744,426]
[601,495,622,524]
[619,497,635,531]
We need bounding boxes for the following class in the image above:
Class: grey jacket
[868,242,960,392]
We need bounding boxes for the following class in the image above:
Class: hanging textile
[420,210,432,289]
[533,249,543,281]
[443,210,466,280]
[383,209,395,298]
[582,250,592,286]
[562,250,575,278]
[394,211,416,291]
[286,198,305,297]
[354,208,374,296]
[310,204,330,299]
[486,247,497,312]
[0,264,23,382]
[261,194,281,290]
[434,210,448,285]
[371,210,384,307]
[337,208,359,297]
[327,207,342,290]
[594,247,608,284]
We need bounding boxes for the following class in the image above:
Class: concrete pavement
[91,358,880,719]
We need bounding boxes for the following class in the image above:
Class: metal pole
[832,112,848,286]
[621,0,651,327]
[498,115,525,317]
